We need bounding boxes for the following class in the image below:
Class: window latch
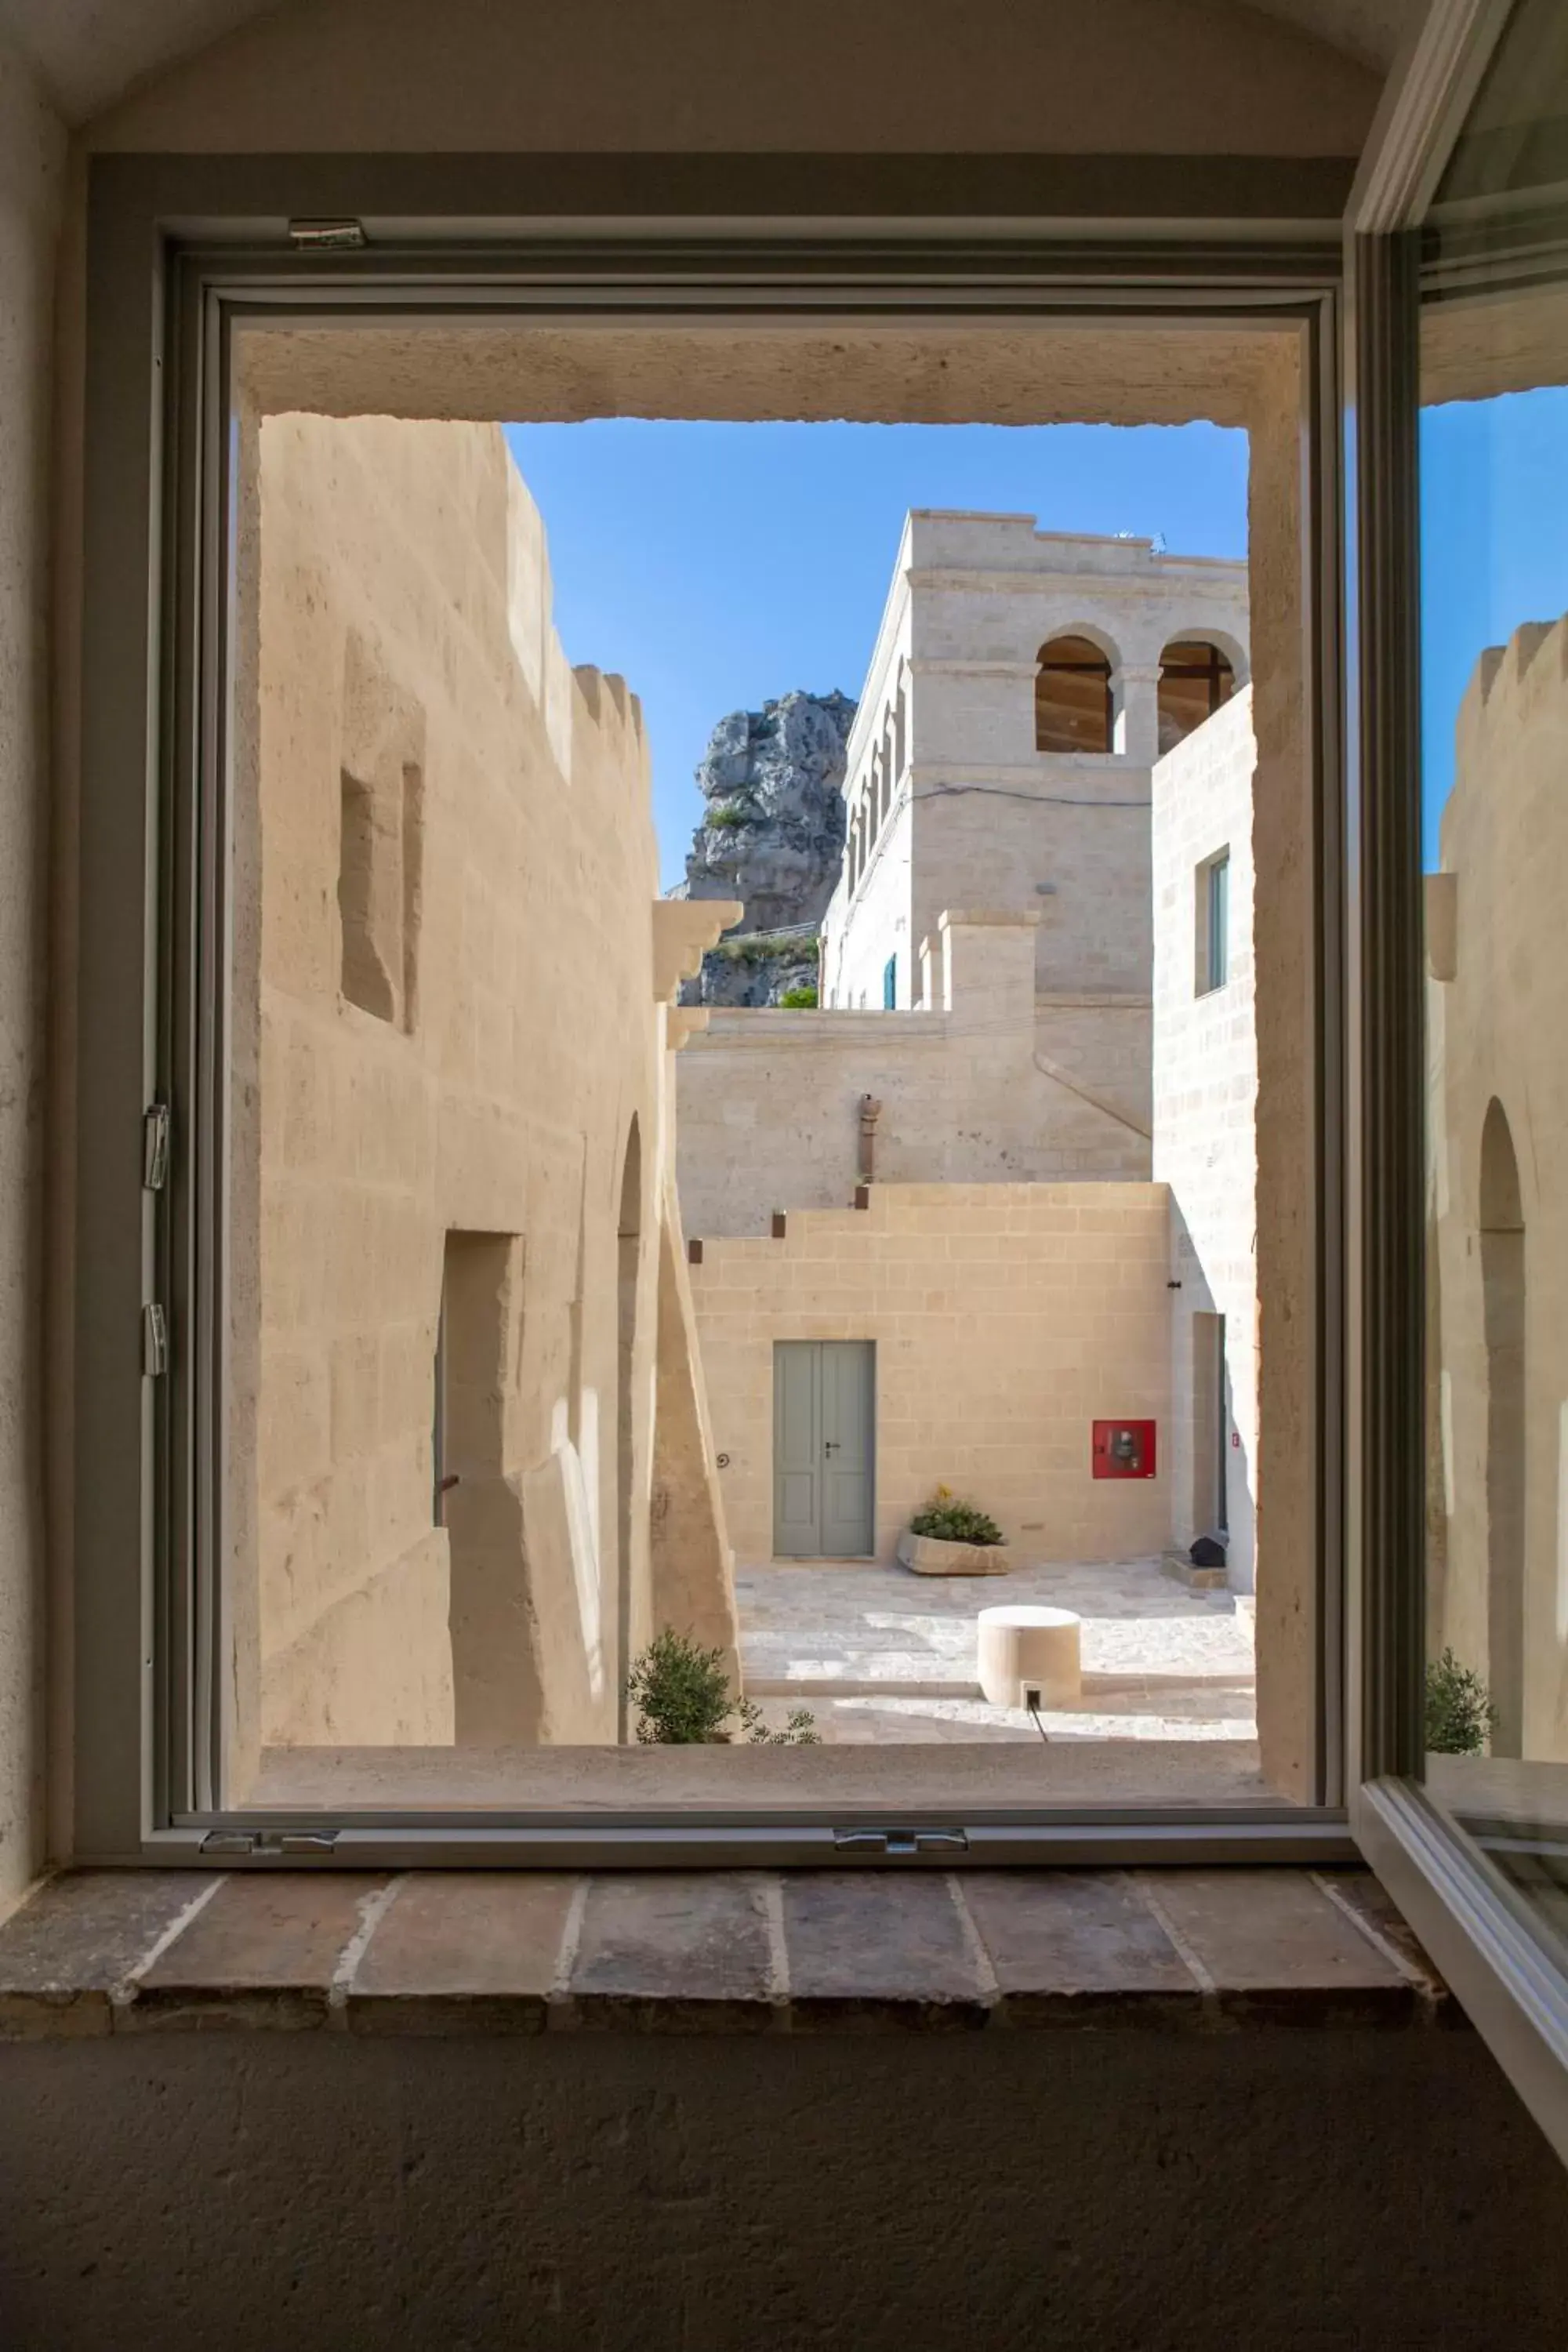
[142,1303,168,1378]
[143,1102,170,1191]
[287,218,366,251]
[833,1826,970,1857]
[199,1830,340,1857]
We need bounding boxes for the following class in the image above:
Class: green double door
[772,1340,876,1558]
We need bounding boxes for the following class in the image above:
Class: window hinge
[142,1102,170,1191]
[833,1826,970,1857]
[199,1830,341,1858]
[142,1302,168,1377]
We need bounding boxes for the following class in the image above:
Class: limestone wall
[691,1182,1171,1565]
[238,415,734,1771]
[1151,689,1259,1593]
[1428,619,1568,1759]
[677,913,1150,1240]
[821,517,1250,1018]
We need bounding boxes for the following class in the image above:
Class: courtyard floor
[740,1555,1258,1747]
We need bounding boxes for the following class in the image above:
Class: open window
[1348,0,1568,2170]
[73,172,1338,1866]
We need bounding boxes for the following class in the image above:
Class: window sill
[0,1866,1454,2041]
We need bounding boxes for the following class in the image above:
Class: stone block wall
[821,514,1250,1020]
[677,909,1150,1241]
[232,415,733,1778]
[1428,619,1568,1759]
[690,1181,1171,1563]
[1151,688,1258,1592]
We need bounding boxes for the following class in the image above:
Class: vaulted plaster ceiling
[0,0,1425,126]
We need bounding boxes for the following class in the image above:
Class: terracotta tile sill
[0,1865,1454,2041]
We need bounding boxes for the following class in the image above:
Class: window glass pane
[1420,0,1568,1948]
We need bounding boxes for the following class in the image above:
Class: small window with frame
[1196,848,1230,995]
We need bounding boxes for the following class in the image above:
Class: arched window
[1035,635,1114,753]
[1157,638,1236,755]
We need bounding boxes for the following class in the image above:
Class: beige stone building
[1152,688,1260,1592]
[1426,616,1568,1763]
[822,513,1249,1021]
[677,514,1262,1599]
[684,683,1263,1588]
[677,516,1248,1240]
[690,1183,1171,1566]
[234,411,738,1782]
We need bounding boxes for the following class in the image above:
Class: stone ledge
[0,1865,1455,2042]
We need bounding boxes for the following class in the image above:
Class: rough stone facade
[1426,619,1568,1761]
[1152,689,1259,1593]
[690,1182,1171,1566]
[678,689,854,1007]
[234,414,737,1784]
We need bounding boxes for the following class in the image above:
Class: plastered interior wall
[78,0,1382,158]
[1152,689,1260,1594]
[235,412,735,1772]
[9,2007,1568,2352]
[0,29,64,1913]
[677,913,1150,1241]
[1428,620,1568,1759]
[691,1182,1171,1564]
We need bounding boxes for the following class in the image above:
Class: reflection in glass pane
[1420,0,1568,1947]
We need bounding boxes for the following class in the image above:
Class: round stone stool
[977,1604,1082,1709]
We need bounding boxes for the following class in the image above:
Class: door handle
[824,1440,840,1456]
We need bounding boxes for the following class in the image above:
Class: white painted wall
[0,27,64,1913]
[1151,689,1258,1593]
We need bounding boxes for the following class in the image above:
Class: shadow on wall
[1165,1198,1257,1597]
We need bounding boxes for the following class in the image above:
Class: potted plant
[626,1628,819,1745]
[897,1484,1012,1577]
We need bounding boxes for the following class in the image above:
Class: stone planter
[897,1529,1012,1577]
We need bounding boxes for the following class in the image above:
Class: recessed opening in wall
[207,312,1316,1817]
[1035,633,1116,753]
[1159,637,1237,756]
[336,630,425,1029]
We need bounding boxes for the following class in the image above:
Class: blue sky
[505,419,1250,887]
[1420,385,1568,867]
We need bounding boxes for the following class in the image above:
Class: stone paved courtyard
[740,1556,1257,1747]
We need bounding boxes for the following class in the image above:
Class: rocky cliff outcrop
[677,689,855,1007]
